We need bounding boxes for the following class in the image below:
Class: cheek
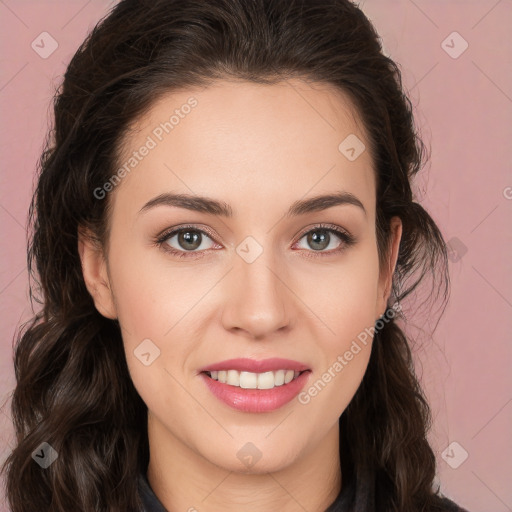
[106,243,219,399]
[294,323,374,450]
[110,252,192,422]
[108,241,201,343]
[299,246,381,340]
[295,248,379,409]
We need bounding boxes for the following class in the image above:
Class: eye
[156,225,219,258]
[155,223,356,259]
[293,224,356,257]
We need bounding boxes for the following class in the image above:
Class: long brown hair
[2,0,450,510]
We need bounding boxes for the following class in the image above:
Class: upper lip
[199,358,310,373]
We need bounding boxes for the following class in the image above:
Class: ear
[376,216,402,317]
[77,226,117,319]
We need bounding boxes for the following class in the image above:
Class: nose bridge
[221,239,291,337]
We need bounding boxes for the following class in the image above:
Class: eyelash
[154,223,356,260]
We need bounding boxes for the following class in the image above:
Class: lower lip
[200,371,311,413]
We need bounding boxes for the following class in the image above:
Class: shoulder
[429,494,470,512]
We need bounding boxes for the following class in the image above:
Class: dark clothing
[137,472,469,512]
[138,473,168,512]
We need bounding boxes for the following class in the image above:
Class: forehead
[112,78,376,221]
[123,77,370,153]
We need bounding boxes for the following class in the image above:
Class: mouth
[202,369,309,389]
[199,359,312,413]
[198,357,312,412]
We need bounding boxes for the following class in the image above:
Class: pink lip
[198,357,310,373]
[200,370,311,413]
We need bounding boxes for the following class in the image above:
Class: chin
[204,442,301,475]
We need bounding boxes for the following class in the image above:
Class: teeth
[227,369,240,386]
[207,369,302,389]
[256,371,274,389]
[274,370,285,386]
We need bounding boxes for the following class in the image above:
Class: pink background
[0,1,511,510]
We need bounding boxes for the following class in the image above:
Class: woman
[2,0,469,510]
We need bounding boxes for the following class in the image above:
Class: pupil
[179,230,201,250]
[308,230,329,250]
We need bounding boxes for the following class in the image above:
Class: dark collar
[138,473,168,512]
[137,471,467,512]
[137,472,347,512]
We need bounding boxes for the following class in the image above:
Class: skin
[79,78,402,512]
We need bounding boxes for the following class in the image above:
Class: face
[80,78,401,475]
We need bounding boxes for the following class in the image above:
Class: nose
[220,249,292,339]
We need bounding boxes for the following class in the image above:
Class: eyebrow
[139,191,366,218]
